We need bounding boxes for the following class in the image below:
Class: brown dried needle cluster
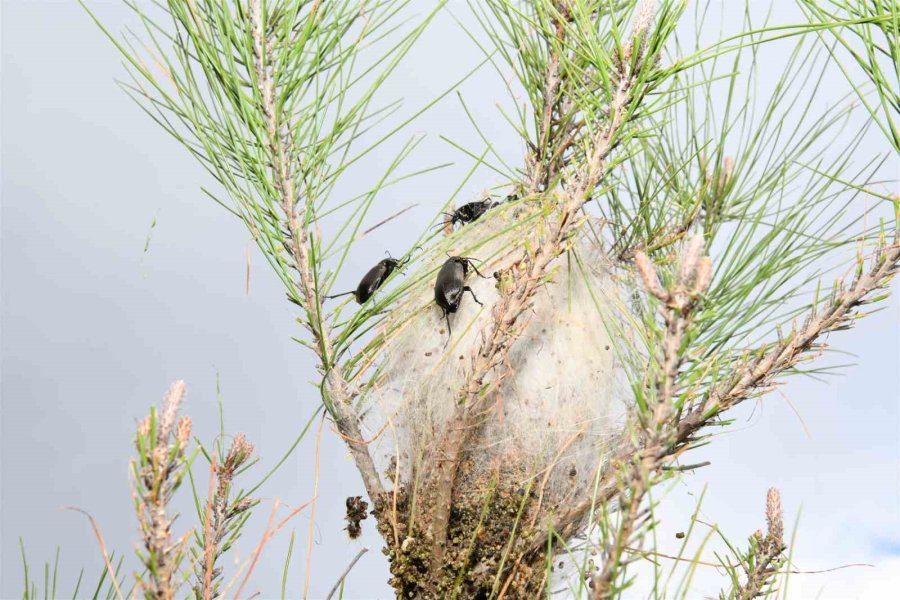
[725,487,786,600]
[344,496,370,540]
[132,381,193,600]
[194,434,257,600]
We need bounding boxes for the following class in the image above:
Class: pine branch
[590,236,710,598]
[193,435,256,600]
[534,228,900,556]
[526,1,569,194]
[85,0,445,510]
[132,382,193,600]
[247,0,383,500]
[701,232,900,416]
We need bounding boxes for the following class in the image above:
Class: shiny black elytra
[327,255,407,304]
[434,256,487,341]
[442,198,499,229]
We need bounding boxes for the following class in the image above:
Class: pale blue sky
[2,1,898,598]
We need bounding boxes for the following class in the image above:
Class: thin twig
[245,243,251,297]
[196,434,255,600]
[202,455,217,600]
[358,204,419,238]
[62,507,125,600]
[219,497,316,600]
[325,547,370,600]
[303,413,325,599]
[628,546,871,575]
[232,500,280,600]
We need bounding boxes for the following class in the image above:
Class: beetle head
[433,212,460,230]
[446,255,487,278]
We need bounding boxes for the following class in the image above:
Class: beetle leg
[443,309,453,347]
[462,286,483,306]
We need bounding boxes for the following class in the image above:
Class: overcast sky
[2,1,898,598]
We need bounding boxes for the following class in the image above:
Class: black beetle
[434,256,488,340]
[441,198,499,229]
[327,254,409,304]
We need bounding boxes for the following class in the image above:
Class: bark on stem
[527,4,568,194]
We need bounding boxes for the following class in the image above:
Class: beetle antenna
[403,246,423,260]
[325,290,355,300]
[468,262,489,279]
[452,255,486,269]
[398,247,422,268]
